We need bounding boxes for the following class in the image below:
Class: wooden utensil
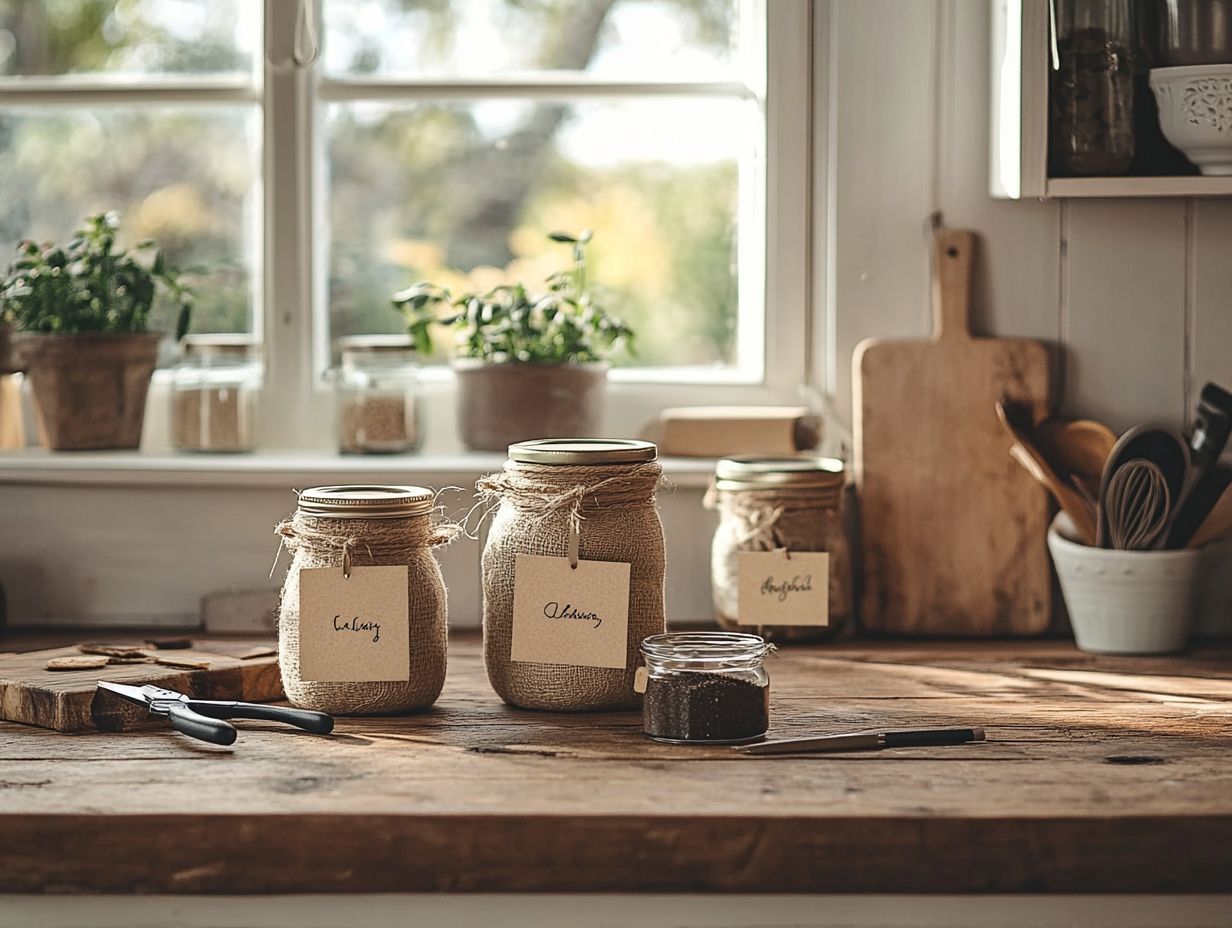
[853,228,1053,636]
[1187,478,1232,548]
[998,400,1099,545]
[1035,418,1116,501]
[0,639,282,732]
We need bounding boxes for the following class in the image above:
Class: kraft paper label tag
[633,665,649,694]
[511,554,631,669]
[737,550,829,627]
[298,566,410,683]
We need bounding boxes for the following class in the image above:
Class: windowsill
[0,448,717,489]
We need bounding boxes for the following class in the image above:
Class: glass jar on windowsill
[332,335,422,455]
[171,335,261,453]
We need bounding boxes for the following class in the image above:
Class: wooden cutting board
[0,639,282,732]
[853,229,1052,636]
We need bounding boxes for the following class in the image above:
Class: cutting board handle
[931,229,974,342]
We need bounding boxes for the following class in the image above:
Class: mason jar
[1049,0,1137,176]
[707,455,851,643]
[638,632,771,744]
[478,438,666,711]
[171,335,261,453]
[274,484,453,715]
[333,336,422,454]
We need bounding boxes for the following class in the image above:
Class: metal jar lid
[714,455,846,492]
[508,438,658,466]
[296,485,434,519]
[337,335,416,366]
[181,334,259,360]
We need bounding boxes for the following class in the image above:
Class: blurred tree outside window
[323,0,756,371]
[0,1,764,372]
[0,0,258,336]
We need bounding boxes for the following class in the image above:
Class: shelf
[0,449,717,489]
[990,2,1232,200]
[1045,175,1232,199]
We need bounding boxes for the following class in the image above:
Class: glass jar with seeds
[171,335,261,453]
[638,632,772,744]
[333,336,422,455]
[705,456,851,643]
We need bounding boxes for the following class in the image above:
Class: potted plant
[0,212,192,451]
[392,231,634,451]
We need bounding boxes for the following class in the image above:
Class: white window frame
[0,0,815,454]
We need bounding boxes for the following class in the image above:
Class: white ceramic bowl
[1047,513,1206,655]
[1150,64,1232,175]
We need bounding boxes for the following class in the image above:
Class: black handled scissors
[97,681,334,746]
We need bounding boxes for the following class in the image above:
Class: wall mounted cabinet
[991,0,1232,198]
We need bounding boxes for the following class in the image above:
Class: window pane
[326,98,751,368]
[0,106,258,335]
[0,1,256,77]
[324,0,743,79]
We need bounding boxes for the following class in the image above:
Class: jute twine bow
[270,492,463,578]
[704,480,839,555]
[472,460,664,568]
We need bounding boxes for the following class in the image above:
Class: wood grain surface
[854,229,1053,636]
[2,631,1231,894]
[0,638,282,732]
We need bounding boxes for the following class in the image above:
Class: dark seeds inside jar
[644,672,769,743]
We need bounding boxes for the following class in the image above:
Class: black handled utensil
[737,727,985,756]
[1168,382,1232,548]
[97,681,334,746]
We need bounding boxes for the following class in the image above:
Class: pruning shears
[97,681,334,746]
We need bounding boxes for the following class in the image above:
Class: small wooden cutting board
[853,229,1053,636]
[0,639,282,732]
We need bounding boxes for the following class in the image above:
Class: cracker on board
[46,656,110,671]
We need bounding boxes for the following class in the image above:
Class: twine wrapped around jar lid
[705,456,845,550]
[475,439,661,569]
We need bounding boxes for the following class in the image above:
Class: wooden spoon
[1188,480,1232,548]
[1035,418,1117,500]
[996,400,1098,545]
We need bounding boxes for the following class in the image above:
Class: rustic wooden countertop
[2,631,1231,895]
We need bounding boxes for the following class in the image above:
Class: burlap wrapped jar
[705,456,850,643]
[478,438,666,711]
[274,485,458,715]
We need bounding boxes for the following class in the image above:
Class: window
[0,0,811,449]
[0,1,261,341]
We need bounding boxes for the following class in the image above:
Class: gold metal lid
[337,335,416,365]
[182,334,259,359]
[508,438,659,466]
[715,455,846,491]
[296,485,434,519]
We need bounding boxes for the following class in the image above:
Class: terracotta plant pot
[0,323,13,375]
[453,360,608,451]
[13,332,161,451]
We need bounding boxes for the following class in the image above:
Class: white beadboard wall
[828,0,1232,433]
[0,0,1229,632]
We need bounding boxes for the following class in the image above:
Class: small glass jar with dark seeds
[638,632,771,744]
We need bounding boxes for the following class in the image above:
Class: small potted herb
[392,231,633,451]
[1,212,192,450]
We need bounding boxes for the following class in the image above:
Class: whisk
[1103,458,1171,551]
